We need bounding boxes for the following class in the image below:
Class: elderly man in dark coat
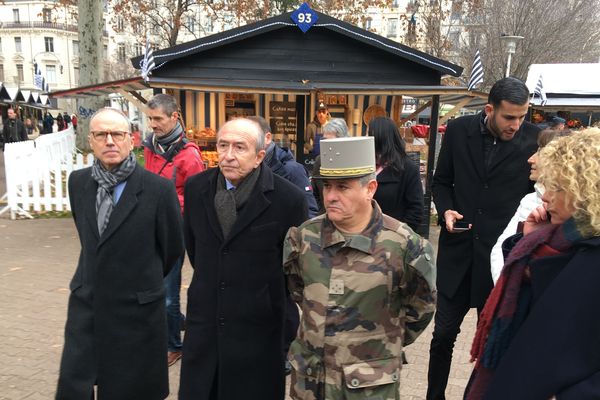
[426,77,540,399]
[180,117,308,400]
[56,108,184,400]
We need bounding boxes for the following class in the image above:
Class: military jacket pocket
[342,357,400,400]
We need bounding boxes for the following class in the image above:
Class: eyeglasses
[90,131,130,142]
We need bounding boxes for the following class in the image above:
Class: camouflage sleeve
[400,233,437,346]
[283,226,305,304]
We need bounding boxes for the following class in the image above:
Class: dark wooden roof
[131,10,463,90]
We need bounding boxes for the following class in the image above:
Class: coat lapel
[201,169,225,242]
[82,172,100,242]
[97,165,143,248]
[225,166,272,244]
[466,114,486,181]
[488,131,521,175]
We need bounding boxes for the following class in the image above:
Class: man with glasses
[179,117,307,400]
[56,107,184,400]
[144,93,205,367]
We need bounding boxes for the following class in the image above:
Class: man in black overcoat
[56,108,184,400]
[426,77,540,399]
[180,118,308,400]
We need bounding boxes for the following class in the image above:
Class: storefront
[52,8,492,236]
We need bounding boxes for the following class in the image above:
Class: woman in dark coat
[465,129,600,400]
[368,116,424,232]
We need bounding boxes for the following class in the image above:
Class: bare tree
[455,0,600,86]
[76,0,106,150]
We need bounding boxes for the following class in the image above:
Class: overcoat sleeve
[156,181,184,276]
[432,123,456,223]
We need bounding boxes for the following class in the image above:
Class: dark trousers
[427,274,483,400]
[165,257,184,352]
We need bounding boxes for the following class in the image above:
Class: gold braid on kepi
[319,166,376,177]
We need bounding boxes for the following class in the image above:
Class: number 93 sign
[291,2,318,33]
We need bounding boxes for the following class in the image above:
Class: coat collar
[200,164,274,245]
[81,165,144,247]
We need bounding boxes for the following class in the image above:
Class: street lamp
[499,34,523,78]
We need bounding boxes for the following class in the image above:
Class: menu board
[269,101,297,135]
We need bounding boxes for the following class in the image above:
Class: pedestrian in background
[284,136,436,400]
[56,107,183,400]
[427,77,540,400]
[368,116,424,233]
[144,93,205,367]
[180,118,307,400]
[2,108,27,147]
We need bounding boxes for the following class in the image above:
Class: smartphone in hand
[453,221,471,232]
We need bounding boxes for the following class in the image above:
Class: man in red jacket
[144,93,205,367]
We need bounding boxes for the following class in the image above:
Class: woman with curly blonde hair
[465,128,600,400]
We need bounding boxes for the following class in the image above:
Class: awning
[49,77,149,98]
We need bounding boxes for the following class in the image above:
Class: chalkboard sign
[269,101,297,136]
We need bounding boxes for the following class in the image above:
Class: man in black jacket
[426,77,540,399]
[180,118,307,400]
[2,108,27,147]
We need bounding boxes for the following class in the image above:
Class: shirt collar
[225,179,236,191]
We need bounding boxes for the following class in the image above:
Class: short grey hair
[322,118,349,138]
[147,93,178,116]
[246,116,271,147]
[359,172,376,186]
[89,107,131,132]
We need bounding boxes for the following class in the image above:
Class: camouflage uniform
[283,202,436,400]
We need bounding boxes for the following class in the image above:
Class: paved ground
[0,213,477,400]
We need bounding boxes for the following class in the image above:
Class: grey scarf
[91,152,137,236]
[214,165,261,239]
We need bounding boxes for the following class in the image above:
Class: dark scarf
[91,152,137,236]
[213,165,261,239]
[151,121,185,160]
[465,222,576,400]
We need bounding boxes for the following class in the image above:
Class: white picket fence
[1,127,94,219]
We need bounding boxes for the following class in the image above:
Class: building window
[103,45,108,59]
[43,8,52,23]
[364,17,372,30]
[47,65,57,84]
[134,44,143,56]
[45,37,54,53]
[387,18,398,37]
[187,15,196,33]
[13,9,20,23]
[0,38,2,54]
[117,16,124,31]
[117,44,126,62]
[73,40,79,57]
[14,37,22,53]
[74,67,79,84]
[16,64,24,82]
[0,64,4,82]
[392,0,399,7]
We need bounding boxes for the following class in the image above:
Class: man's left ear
[367,179,378,198]
[255,149,266,166]
[484,103,493,116]
[171,111,179,121]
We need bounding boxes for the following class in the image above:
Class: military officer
[283,136,437,400]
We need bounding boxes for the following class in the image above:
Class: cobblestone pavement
[0,217,476,399]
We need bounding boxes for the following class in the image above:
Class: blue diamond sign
[291,3,318,33]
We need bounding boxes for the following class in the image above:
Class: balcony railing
[1,21,108,36]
